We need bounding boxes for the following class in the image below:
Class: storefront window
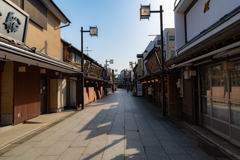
[200,68,210,96]
[212,101,229,122]
[211,64,229,122]
[201,97,211,115]
[230,61,240,127]
[212,64,228,98]
[230,61,240,99]
[231,103,240,127]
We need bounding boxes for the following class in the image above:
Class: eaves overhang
[0,40,81,73]
[40,0,71,24]
[174,0,193,12]
[167,8,240,67]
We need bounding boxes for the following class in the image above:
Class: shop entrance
[40,76,47,114]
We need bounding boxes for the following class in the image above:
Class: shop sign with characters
[0,0,29,44]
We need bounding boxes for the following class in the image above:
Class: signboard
[145,53,160,74]
[137,81,142,96]
[0,0,29,44]
[145,47,162,74]
[88,63,102,78]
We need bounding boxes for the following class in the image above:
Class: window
[72,53,75,62]
[171,51,175,56]
[157,40,161,45]
[76,55,81,64]
[169,36,175,41]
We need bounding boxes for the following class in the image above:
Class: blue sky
[55,0,175,74]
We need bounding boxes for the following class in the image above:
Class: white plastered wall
[186,0,240,41]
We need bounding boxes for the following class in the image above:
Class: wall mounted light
[86,80,89,83]
[148,81,150,83]
[55,72,59,76]
[151,80,154,82]
[18,66,26,72]
[95,82,98,84]
[155,79,159,82]
[189,70,197,76]
[40,69,46,74]
[223,61,235,71]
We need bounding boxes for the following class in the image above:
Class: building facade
[167,0,240,147]
[163,28,175,60]
[0,0,81,125]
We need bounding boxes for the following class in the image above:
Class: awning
[0,41,81,73]
[170,41,240,69]
[135,74,151,82]
[85,76,107,82]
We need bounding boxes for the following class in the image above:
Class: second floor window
[169,36,175,41]
[76,55,81,64]
[171,51,175,56]
[72,53,75,62]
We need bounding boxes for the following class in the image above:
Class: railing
[174,0,182,10]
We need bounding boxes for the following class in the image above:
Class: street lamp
[80,26,98,110]
[105,59,114,96]
[140,4,166,117]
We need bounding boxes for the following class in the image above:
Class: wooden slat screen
[24,0,47,30]
[167,71,181,116]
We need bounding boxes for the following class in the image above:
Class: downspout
[55,22,71,30]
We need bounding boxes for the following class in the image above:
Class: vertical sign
[137,81,142,96]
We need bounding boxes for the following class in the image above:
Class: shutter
[10,0,23,8]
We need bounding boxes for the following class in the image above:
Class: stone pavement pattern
[0,89,231,160]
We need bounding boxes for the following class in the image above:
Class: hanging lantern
[151,80,154,82]
[148,81,150,83]
[155,79,159,82]
[86,80,89,83]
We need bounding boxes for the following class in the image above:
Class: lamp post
[80,26,98,110]
[140,4,166,117]
[105,59,113,96]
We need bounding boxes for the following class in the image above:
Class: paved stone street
[0,89,231,160]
